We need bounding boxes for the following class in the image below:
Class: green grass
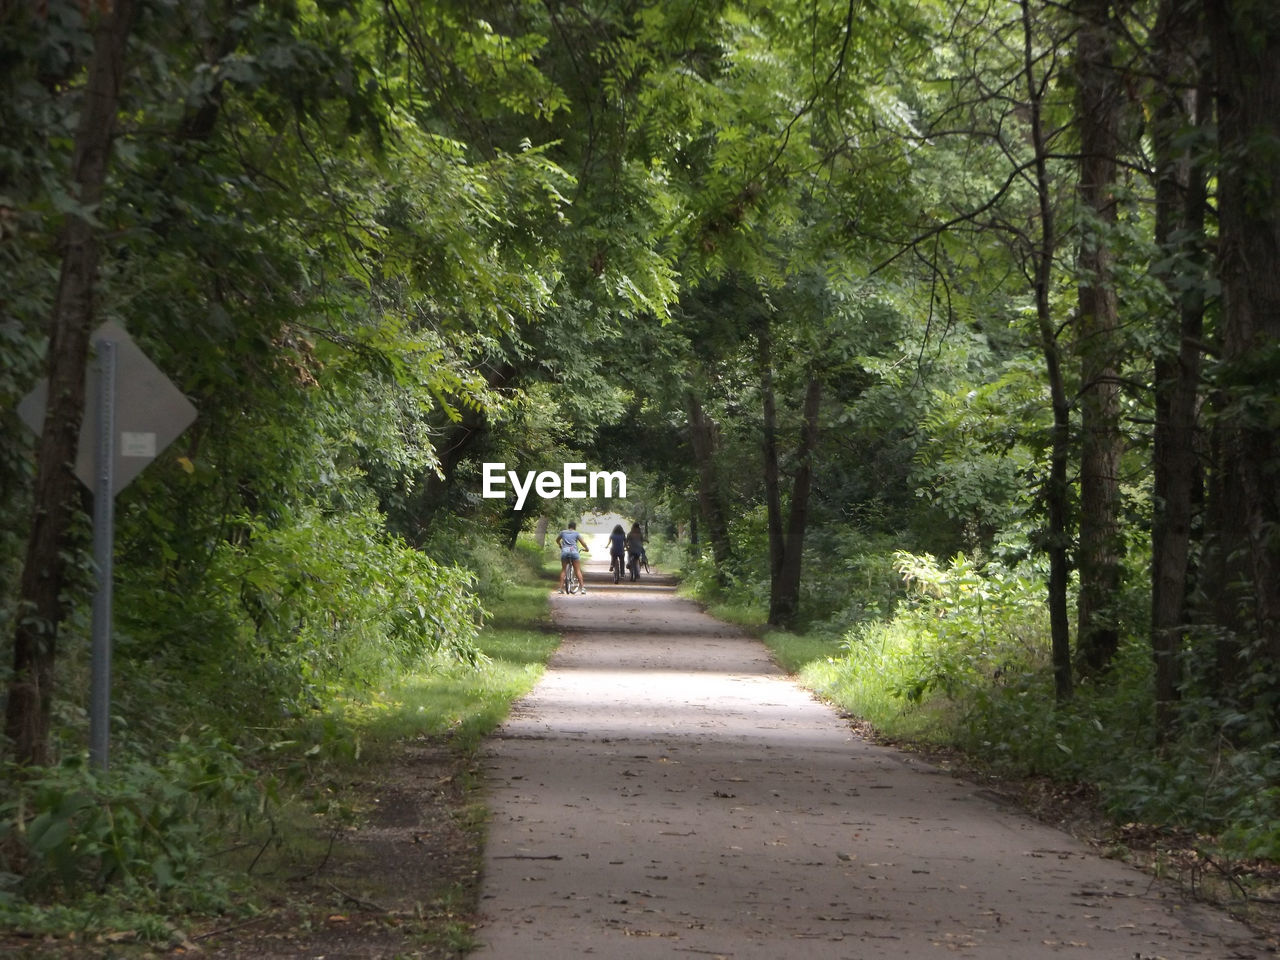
[761,628,838,673]
[348,578,559,755]
[0,556,564,956]
[758,625,952,743]
[702,599,767,629]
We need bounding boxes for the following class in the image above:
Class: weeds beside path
[1,571,561,960]
[195,579,562,960]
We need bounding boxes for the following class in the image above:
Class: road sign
[17,323,197,770]
[17,322,197,495]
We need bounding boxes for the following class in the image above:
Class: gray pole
[90,338,116,772]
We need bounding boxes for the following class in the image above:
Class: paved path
[473,563,1268,958]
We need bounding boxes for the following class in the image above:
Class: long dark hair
[612,524,624,536]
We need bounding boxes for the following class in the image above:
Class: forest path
[471,560,1267,959]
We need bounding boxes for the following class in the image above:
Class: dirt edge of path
[1,741,485,960]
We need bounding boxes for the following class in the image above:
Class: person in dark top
[608,524,627,579]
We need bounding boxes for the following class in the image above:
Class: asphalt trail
[472,561,1268,959]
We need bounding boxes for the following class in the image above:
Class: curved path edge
[472,563,1269,959]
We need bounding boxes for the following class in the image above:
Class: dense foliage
[2,0,1278,936]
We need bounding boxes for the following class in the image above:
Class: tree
[1020,0,1074,700]
[1147,0,1210,734]
[686,388,736,577]
[1203,0,1280,697]
[6,0,136,765]
[1073,0,1126,677]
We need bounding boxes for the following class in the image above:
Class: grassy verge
[0,560,563,959]
[263,565,562,954]
[765,628,955,744]
[354,577,559,754]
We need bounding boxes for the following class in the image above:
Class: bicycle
[564,562,581,594]
[627,552,641,582]
[611,554,624,584]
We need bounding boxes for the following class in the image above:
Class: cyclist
[556,521,589,594]
[607,523,627,581]
[626,522,647,578]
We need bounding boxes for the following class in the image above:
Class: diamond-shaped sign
[18,322,197,496]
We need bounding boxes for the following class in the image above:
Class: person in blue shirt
[556,521,589,594]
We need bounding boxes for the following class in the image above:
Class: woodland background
[2,0,1278,938]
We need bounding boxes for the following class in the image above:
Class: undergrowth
[0,536,559,950]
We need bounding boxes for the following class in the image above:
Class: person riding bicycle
[626,523,647,576]
[607,524,627,580]
[556,522,589,594]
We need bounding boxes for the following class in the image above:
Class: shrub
[876,551,1050,703]
[162,506,483,722]
[0,733,263,912]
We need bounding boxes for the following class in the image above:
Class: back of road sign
[17,322,197,496]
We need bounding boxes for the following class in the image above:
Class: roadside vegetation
[0,540,558,954]
[4,0,1279,952]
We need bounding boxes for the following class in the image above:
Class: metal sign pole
[89,338,116,772]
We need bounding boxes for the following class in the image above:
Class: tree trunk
[758,327,786,590]
[1149,0,1209,737]
[1021,0,1073,701]
[6,0,136,765]
[1203,0,1280,685]
[503,507,525,550]
[769,377,822,628]
[685,390,732,577]
[1074,0,1124,677]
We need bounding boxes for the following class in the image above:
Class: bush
[846,551,1051,704]
[133,505,484,724]
[0,733,263,913]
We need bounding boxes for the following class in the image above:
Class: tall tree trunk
[1074,0,1124,677]
[758,326,786,590]
[769,377,822,628]
[6,0,136,765]
[1203,0,1280,687]
[1149,0,1209,737]
[685,390,732,577]
[1021,0,1073,701]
